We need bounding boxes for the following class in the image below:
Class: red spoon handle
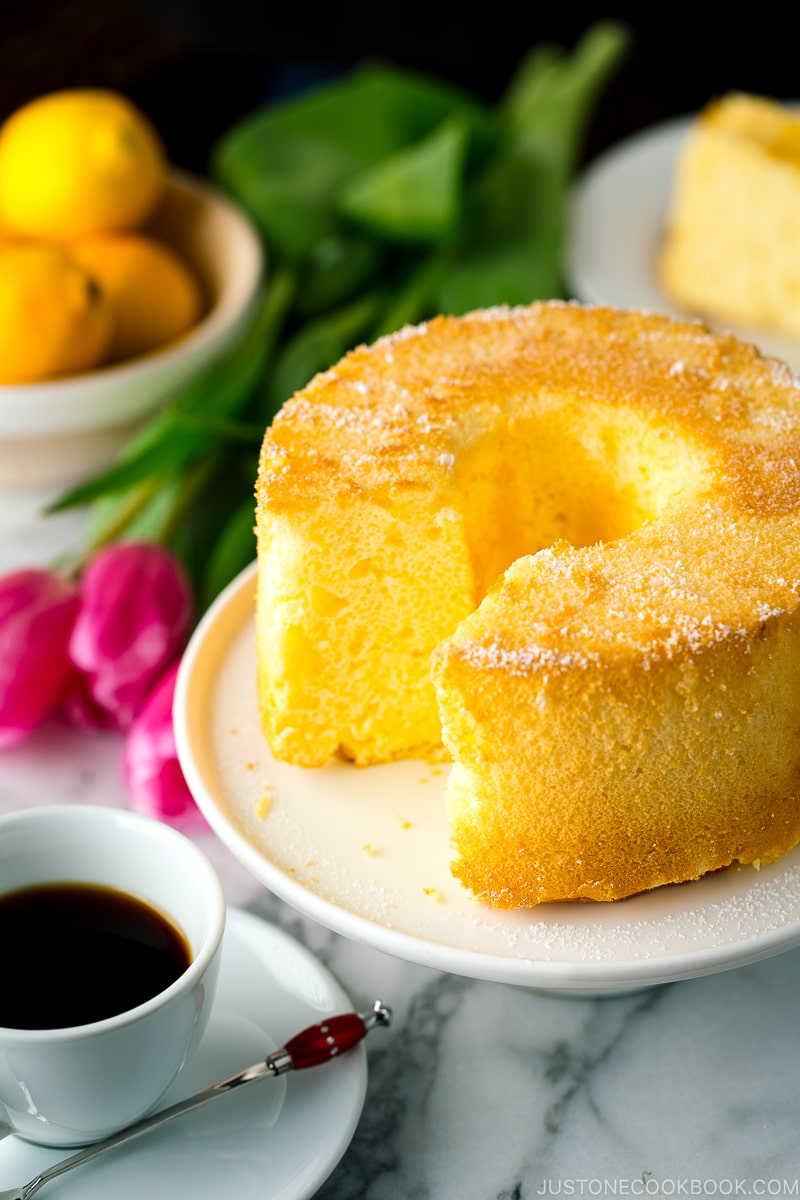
[266,1000,393,1075]
[284,1013,369,1069]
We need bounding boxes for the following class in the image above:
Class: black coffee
[0,882,192,1029]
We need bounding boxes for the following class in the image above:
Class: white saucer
[174,563,800,996]
[0,909,367,1200]
[567,114,800,372]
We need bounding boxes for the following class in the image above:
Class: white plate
[567,115,800,372]
[174,564,800,996]
[0,908,367,1200]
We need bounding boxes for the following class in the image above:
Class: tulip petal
[124,662,206,830]
[0,569,79,748]
[68,542,193,730]
[62,670,117,732]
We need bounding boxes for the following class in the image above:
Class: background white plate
[0,909,367,1200]
[567,115,800,372]
[175,565,800,996]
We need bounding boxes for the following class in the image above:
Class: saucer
[567,114,800,372]
[0,909,368,1200]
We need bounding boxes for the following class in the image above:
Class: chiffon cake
[255,301,800,905]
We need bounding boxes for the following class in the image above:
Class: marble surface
[3,497,800,1197]
[5,723,800,1197]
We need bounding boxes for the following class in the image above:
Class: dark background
[1,1,798,175]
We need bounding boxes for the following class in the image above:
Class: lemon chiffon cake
[255,301,800,906]
[660,92,800,341]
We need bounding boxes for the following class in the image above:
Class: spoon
[0,999,392,1200]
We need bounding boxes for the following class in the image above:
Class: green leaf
[153,448,251,592]
[436,20,630,312]
[295,233,383,317]
[168,410,263,442]
[48,413,200,511]
[83,479,180,549]
[211,63,491,258]
[436,151,562,312]
[200,499,257,611]
[371,246,455,336]
[502,20,631,177]
[338,117,471,244]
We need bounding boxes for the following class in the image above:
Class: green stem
[55,478,165,577]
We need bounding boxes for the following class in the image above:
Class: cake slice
[660,92,800,340]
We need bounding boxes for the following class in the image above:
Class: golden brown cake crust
[256,301,800,905]
[259,302,800,517]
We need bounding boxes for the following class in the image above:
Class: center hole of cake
[457,400,709,599]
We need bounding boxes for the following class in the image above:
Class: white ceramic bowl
[0,169,263,490]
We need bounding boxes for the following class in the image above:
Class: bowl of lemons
[0,88,263,492]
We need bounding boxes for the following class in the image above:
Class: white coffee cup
[0,804,226,1146]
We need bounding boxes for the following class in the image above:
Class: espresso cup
[0,804,226,1146]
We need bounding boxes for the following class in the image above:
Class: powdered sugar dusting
[463,639,603,675]
[261,300,800,526]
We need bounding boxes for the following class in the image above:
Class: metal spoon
[0,999,392,1200]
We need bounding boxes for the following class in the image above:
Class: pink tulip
[0,568,79,749]
[123,662,205,830]
[66,542,193,731]
[63,671,117,732]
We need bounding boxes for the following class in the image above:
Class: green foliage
[50,20,630,609]
[338,117,473,243]
[212,64,492,259]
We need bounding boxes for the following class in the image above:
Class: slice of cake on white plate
[660,92,800,341]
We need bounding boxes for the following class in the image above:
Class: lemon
[70,232,204,361]
[0,89,167,240]
[0,243,112,383]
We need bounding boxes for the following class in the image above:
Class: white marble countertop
[5,720,800,1198]
[3,495,800,1197]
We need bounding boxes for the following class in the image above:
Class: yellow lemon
[70,232,204,361]
[0,89,167,239]
[0,243,112,383]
